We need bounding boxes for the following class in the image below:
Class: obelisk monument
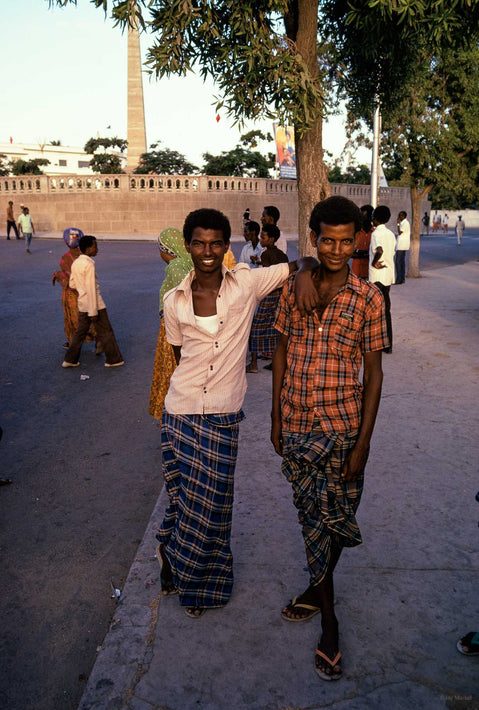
[127,9,147,169]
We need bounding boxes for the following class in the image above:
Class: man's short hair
[309,196,362,235]
[399,210,407,219]
[183,208,231,244]
[245,220,260,237]
[372,205,391,224]
[262,223,280,242]
[79,235,97,253]
[263,205,280,224]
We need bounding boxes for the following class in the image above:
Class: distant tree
[134,143,198,174]
[203,132,275,178]
[84,136,127,174]
[49,140,62,146]
[239,130,273,149]
[10,158,50,175]
[327,163,370,185]
[0,154,9,176]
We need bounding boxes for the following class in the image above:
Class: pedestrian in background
[52,227,99,352]
[6,201,20,240]
[369,205,395,353]
[351,204,373,279]
[62,235,124,369]
[395,210,410,285]
[149,228,193,424]
[17,206,35,253]
[455,216,465,245]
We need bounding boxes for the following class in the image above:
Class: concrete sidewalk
[79,262,479,710]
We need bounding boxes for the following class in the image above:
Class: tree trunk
[292,0,331,256]
[409,184,432,278]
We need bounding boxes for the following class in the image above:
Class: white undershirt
[194,314,219,336]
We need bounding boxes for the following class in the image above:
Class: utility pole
[370,98,381,208]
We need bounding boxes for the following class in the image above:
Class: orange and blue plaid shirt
[274,270,388,435]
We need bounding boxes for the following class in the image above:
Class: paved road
[0,232,478,710]
[0,239,169,710]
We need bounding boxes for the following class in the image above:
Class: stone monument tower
[127,9,147,170]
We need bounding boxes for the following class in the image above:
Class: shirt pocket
[331,314,362,356]
[289,311,306,342]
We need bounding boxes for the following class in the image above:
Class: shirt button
[318,327,323,332]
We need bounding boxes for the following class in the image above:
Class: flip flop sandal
[281,594,322,622]
[457,632,479,656]
[155,544,178,595]
[315,648,342,681]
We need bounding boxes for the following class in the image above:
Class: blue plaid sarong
[281,429,363,585]
[157,410,245,608]
[249,289,282,355]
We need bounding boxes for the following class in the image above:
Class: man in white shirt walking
[395,210,410,284]
[17,206,35,254]
[62,235,124,368]
[455,216,465,245]
[370,205,395,353]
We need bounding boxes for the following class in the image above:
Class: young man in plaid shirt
[271,196,388,681]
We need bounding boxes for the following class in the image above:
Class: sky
[1,0,370,168]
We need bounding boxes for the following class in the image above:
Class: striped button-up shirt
[163,262,289,414]
[274,270,388,435]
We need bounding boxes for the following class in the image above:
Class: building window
[78,160,90,168]
[59,159,67,167]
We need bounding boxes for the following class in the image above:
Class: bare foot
[155,543,177,595]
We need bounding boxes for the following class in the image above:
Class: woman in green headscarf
[149,228,193,421]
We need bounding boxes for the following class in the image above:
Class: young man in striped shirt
[272,196,388,681]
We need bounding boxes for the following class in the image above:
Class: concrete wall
[0,174,430,237]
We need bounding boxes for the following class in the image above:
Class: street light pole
[371,97,381,208]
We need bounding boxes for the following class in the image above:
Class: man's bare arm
[342,349,383,481]
[271,334,288,456]
[371,246,385,269]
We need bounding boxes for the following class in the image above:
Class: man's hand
[52,275,57,286]
[341,442,370,481]
[270,414,283,456]
[294,268,319,315]
[371,261,386,269]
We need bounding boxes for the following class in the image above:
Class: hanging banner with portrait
[273,124,297,179]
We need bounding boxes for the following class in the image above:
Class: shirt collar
[175,263,241,297]
[341,267,364,295]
